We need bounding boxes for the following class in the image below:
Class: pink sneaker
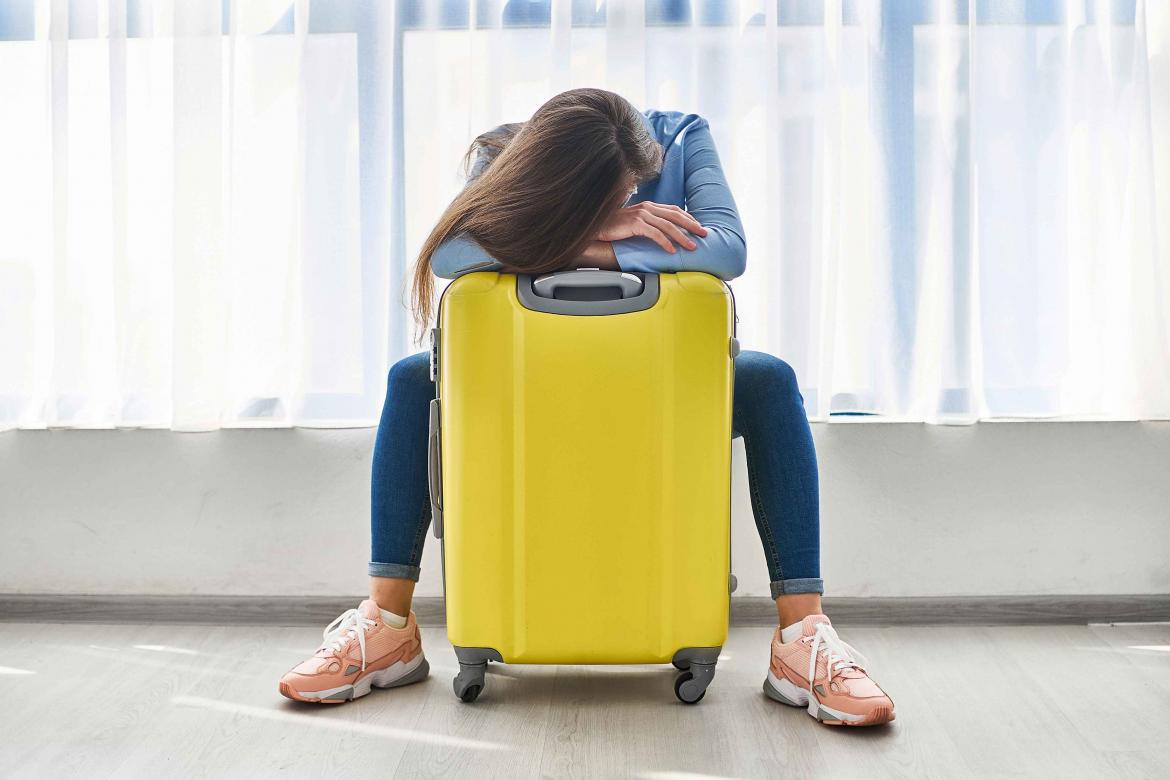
[765,614,895,726]
[279,600,428,703]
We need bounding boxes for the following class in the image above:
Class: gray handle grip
[428,399,443,538]
[517,273,660,316]
[532,270,644,300]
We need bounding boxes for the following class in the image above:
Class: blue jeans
[369,350,822,599]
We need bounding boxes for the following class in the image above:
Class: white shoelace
[806,622,868,695]
[321,609,376,672]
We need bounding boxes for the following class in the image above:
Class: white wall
[2,423,1168,598]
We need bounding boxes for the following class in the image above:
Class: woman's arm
[430,233,502,279]
[434,118,745,279]
[436,235,618,278]
[611,120,746,280]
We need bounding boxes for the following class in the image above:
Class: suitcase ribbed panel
[439,272,732,664]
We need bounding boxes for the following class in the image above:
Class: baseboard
[729,594,1170,626]
[3,593,1169,627]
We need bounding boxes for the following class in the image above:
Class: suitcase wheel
[453,662,487,703]
[451,647,502,703]
[456,681,483,703]
[674,662,716,705]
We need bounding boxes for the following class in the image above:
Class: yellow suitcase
[428,269,736,703]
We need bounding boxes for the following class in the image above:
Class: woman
[279,89,895,726]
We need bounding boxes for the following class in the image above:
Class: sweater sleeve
[611,120,747,280]
[430,233,502,279]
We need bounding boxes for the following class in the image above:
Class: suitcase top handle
[532,269,644,301]
[518,271,660,316]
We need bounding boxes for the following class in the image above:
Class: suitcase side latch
[428,399,443,538]
[429,328,440,382]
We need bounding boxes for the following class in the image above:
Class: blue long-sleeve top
[431,110,746,281]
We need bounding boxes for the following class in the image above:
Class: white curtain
[2,1,1168,429]
[0,0,393,430]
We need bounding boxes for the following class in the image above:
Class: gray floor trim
[2,594,1169,627]
[729,594,1170,626]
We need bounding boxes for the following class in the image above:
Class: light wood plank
[804,626,974,779]
[990,624,1168,753]
[854,626,1117,777]
[391,630,556,779]
[2,622,1169,779]
[1086,622,1170,689]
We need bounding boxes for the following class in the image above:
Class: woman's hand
[596,201,708,253]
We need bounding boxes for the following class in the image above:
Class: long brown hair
[410,88,663,330]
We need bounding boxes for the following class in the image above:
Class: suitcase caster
[451,646,502,703]
[674,663,715,704]
[671,647,719,704]
[453,664,485,703]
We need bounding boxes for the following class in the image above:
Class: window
[1,1,1165,428]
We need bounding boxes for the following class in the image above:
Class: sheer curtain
[1,0,391,430]
[1,1,1167,430]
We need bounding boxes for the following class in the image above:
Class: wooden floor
[2,622,1168,779]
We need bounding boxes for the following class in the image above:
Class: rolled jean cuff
[770,577,824,598]
[368,561,421,581]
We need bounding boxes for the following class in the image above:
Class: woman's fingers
[606,202,707,250]
[645,202,707,237]
[645,214,697,250]
[635,220,677,253]
[666,205,707,236]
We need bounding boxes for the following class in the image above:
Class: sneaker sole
[763,671,894,727]
[280,655,429,704]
